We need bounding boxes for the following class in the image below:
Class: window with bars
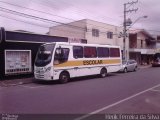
[107,32,113,39]
[92,29,99,37]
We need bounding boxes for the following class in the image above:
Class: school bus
[34,42,122,83]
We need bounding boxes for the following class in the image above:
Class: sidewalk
[0,77,34,87]
[139,64,152,69]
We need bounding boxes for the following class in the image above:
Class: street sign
[5,50,32,75]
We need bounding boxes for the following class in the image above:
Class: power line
[5,0,158,35]
[126,0,138,9]
[33,0,121,23]
[0,14,50,28]
[0,1,75,22]
[0,3,125,37]
[1,7,159,37]
[0,15,85,35]
[31,0,88,20]
[4,4,159,37]
[56,0,122,22]
[0,6,121,33]
[0,13,92,35]
[0,10,135,35]
[0,1,123,32]
[0,8,122,37]
[145,29,160,33]
[2,1,159,38]
[1,11,159,37]
[0,6,87,31]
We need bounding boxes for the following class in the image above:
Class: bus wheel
[100,68,107,78]
[59,72,70,84]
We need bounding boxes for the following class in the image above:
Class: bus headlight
[45,67,51,72]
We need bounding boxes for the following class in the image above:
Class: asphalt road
[0,67,160,119]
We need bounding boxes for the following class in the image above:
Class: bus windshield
[35,44,55,67]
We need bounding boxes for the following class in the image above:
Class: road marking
[150,89,160,93]
[20,85,46,89]
[0,87,7,91]
[74,84,160,120]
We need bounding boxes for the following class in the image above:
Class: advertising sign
[5,50,32,75]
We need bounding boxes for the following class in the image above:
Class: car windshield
[122,60,127,65]
[153,53,160,61]
[35,44,55,67]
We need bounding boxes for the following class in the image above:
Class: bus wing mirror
[56,48,62,55]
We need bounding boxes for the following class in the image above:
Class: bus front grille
[35,74,44,79]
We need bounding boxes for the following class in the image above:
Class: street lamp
[128,16,148,29]
[123,15,148,60]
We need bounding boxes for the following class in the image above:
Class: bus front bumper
[34,72,54,81]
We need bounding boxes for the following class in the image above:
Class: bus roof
[43,42,120,48]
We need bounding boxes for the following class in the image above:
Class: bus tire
[59,71,70,84]
[100,68,107,78]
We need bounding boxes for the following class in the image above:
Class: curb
[0,77,34,87]
[139,65,152,69]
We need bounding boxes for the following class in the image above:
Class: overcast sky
[0,0,160,35]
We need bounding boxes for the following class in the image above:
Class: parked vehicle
[119,60,138,73]
[152,53,160,67]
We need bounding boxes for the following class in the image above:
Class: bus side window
[110,48,120,57]
[84,46,97,58]
[73,46,83,59]
[61,48,69,62]
[54,48,69,65]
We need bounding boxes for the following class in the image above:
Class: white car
[119,60,138,73]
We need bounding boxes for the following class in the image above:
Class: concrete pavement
[0,67,160,115]
[139,64,152,69]
[0,77,34,87]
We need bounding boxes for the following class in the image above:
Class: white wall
[85,19,128,58]
[49,20,86,39]
[49,19,129,58]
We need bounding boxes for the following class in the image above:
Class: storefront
[0,28,69,80]
[129,52,141,64]
[141,49,155,65]
[129,49,155,65]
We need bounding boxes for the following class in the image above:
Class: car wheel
[59,72,70,84]
[133,66,137,71]
[100,68,107,78]
[124,68,127,73]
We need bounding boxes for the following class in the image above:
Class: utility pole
[123,0,138,60]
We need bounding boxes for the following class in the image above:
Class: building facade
[129,29,156,65]
[0,28,70,80]
[156,35,160,52]
[49,19,129,59]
